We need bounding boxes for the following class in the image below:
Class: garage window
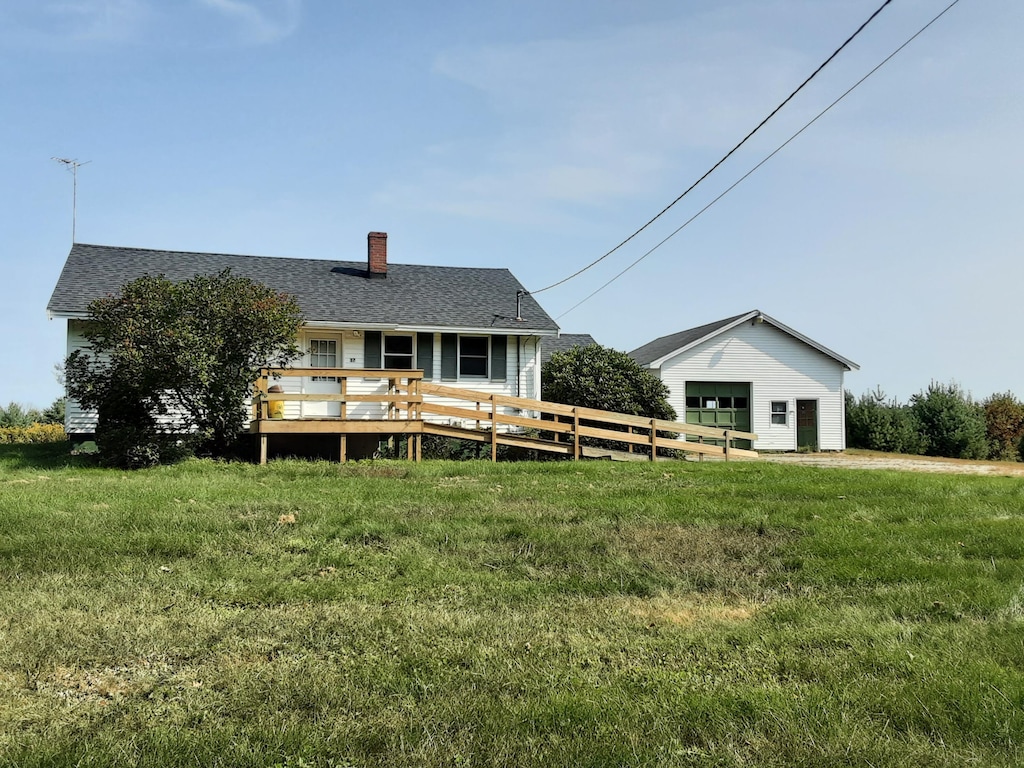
[771,401,788,425]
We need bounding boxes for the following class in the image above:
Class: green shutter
[441,334,458,381]
[364,331,382,369]
[417,333,434,380]
[490,335,507,382]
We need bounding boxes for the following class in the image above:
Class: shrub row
[846,383,1024,461]
[0,423,67,445]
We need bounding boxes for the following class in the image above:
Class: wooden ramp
[251,369,758,463]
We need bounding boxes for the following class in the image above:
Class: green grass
[1,443,1023,767]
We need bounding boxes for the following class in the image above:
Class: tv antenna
[52,157,91,242]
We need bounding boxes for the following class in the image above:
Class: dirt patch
[761,452,1024,476]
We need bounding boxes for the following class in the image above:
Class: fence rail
[251,368,757,463]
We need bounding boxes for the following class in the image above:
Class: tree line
[846,383,1024,462]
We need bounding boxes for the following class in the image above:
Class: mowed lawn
[1,445,1023,768]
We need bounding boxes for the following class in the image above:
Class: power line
[555,0,963,322]
[529,0,894,297]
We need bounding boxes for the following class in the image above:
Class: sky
[3,0,1022,409]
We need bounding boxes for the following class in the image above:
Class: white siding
[657,321,847,451]
[65,320,96,434]
[65,322,549,434]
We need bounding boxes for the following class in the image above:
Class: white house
[47,232,560,453]
[629,310,858,451]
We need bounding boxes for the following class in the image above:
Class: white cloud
[0,0,151,45]
[196,0,301,44]
[401,13,808,223]
[0,0,301,47]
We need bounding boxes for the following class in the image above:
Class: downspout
[515,335,521,398]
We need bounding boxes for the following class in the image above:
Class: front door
[305,336,342,417]
[796,400,818,451]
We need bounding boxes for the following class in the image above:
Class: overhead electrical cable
[528,0,894,297]
[554,0,963,321]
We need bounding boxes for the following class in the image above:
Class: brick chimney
[367,231,388,278]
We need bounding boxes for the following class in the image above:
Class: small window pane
[309,339,337,368]
[686,396,700,408]
[771,401,787,425]
[459,336,489,377]
[383,335,414,370]
[718,396,733,408]
[703,397,717,409]
[734,397,748,409]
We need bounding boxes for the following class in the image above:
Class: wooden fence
[251,368,757,463]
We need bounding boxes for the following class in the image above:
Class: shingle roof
[47,243,559,334]
[629,310,859,371]
[540,333,599,367]
[628,313,750,366]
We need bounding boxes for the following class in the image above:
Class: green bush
[983,391,1024,462]
[845,388,923,454]
[0,402,42,428]
[910,381,989,460]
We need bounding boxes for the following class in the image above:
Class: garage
[684,381,752,448]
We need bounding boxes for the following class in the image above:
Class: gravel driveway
[759,452,1024,476]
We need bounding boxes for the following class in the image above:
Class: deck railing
[251,368,757,463]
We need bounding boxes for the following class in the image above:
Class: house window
[771,401,788,425]
[459,336,488,377]
[309,339,337,368]
[384,334,414,370]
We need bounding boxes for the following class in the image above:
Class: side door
[796,399,818,451]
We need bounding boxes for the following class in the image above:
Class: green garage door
[685,382,751,449]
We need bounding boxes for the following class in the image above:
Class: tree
[542,344,676,420]
[845,387,922,455]
[66,271,303,465]
[982,392,1024,462]
[909,381,989,460]
[40,397,65,425]
[0,402,41,428]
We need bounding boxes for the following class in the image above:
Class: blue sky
[3,0,1021,409]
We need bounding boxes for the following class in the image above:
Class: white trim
[647,311,859,372]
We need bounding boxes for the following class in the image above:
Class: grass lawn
[1,444,1022,767]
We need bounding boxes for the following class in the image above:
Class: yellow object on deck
[267,385,285,419]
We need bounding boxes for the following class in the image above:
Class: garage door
[685,382,751,448]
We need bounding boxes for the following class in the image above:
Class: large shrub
[982,392,1024,462]
[542,345,675,420]
[66,270,303,467]
[542,345,675,454]
[910,381,989,460]
[845,388,923,454]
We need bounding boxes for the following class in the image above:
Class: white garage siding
[657,321,848,451]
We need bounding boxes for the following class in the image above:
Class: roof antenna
[52,157,91,243]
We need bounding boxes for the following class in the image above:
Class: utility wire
[555,0,963,322]
[529,0,894,297]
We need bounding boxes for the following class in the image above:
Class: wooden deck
[251,368,758,464]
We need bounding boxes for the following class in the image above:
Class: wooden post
[259,434,268,465]
[553,414,560,444]
[724,430,732,462]
[490,396,498,462]
[698,435,704,462]
[627,425,634,453]
[415,433,421,462]
[340,376,348,420]
[573,408,580,461]
[340,434,347,464]
[650,418,657,462]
